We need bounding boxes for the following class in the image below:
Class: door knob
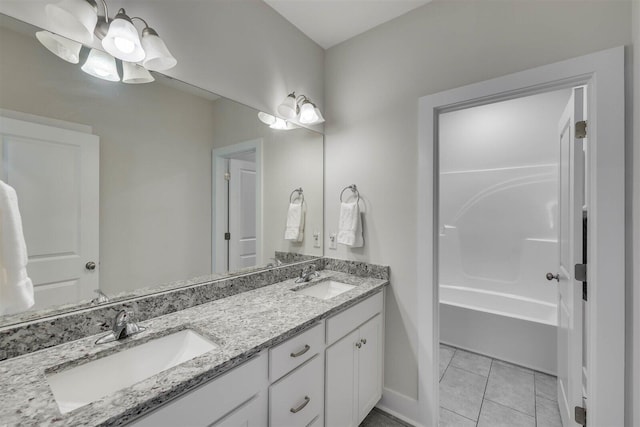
[546,272,559,282]
[86,261,97,271]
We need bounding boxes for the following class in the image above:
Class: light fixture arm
[96,0,109,22]
[131,16,150,30]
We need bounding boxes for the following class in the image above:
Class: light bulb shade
[81,49,120,81]
[122,62,155,84]
[313,106,325,124]
[298,101,320,124]
[45,0,97,44]
[270,117,291,130]
[141,28,177,71]
[277,93,298,119]
[258,112,276,126]
[36,31,82,64]
[102,9,145,62]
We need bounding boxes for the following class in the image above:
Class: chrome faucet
[90,289,110,306]
[95,310,146,344]
[266,257,283,268]
[295,264,320,283]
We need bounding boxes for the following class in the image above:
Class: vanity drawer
[326,291,383,345]
[130,352,268,427]
[269,355,324,427]
[269,322,323,381]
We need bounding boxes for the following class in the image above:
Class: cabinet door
[214,393,267,427]
[357,314,383,424]
[325,329,360,427]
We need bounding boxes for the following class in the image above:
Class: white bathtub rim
[439,284,557,326]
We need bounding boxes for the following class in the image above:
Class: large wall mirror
[0,13,323,325]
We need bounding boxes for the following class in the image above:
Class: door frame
[417,47,624,426]
[212,139,263,273]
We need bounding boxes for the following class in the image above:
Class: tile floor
[360,345,563,427]
[439,344,563,427]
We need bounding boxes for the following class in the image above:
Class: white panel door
[325,328,359,427]
[357,314,383,424]
[556,87,585,426]
[0,116,99,310]
[229,159,256,271]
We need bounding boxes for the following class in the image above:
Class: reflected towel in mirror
[0,180,34,315]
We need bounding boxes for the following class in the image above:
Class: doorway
[437,87,580,426]
[212,139,263,274]
[417,47,625,427]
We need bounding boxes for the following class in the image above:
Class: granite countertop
[0,270,387,426]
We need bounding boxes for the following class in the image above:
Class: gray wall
[0,25,217,295]
[324,0,632,412]
[630,1,640,425]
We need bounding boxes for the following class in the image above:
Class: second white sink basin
[295,280,356,300]
[47,329,218,414]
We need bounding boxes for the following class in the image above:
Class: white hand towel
[337,202,364,247]
[284,202,305,242]
[0,180,34,315]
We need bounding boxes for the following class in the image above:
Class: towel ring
[340,184,360,203]
[290,187,304,204]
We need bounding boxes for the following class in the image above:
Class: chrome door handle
[290,396,310,413]
[290,344,310,358]
[86,261,97,271]
[546,272,559,282]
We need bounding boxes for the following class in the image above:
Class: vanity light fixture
[257,112,296,130]
[276,92,325,125]
[122,61,155,84]
[35,30,82,63]
[81,48,120,81]
[43,0,176,82]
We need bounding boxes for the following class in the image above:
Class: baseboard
[376,387,424,427]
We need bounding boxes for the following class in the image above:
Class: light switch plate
[313,231,321,248]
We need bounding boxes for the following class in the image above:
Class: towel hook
[289,187,304,204]
[340,184,360,203]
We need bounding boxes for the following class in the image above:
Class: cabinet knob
[355,342,362,349]
[361,338,367,345]
[546,272,560,282]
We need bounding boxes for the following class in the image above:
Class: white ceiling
[263,0,431,49]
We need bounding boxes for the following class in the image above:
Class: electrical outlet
[329,233,337,250]
[313,231,321,248]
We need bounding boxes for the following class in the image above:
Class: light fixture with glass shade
[122,62,155,84]
[41,0,176,83]
[275,92,325,125]
[257,112,297,130]
[36,31,82,63]
[81,48,120,81]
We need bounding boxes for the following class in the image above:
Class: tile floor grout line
[475,358,493,427]
[447,363,490,379]
[440,406,477,424]
[483,397,537,419]
[440,348,456,382]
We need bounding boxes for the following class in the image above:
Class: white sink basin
[47,329,218,414]
[295,280,356,300]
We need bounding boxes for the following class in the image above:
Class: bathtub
[440,284,558,374]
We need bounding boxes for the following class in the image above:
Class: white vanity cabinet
[129,353,268,427]
[325,293,384,427]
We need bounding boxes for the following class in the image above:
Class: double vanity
[0,261,388,426]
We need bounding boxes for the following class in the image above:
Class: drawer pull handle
[290,344,311,358]
[290,396,311,413]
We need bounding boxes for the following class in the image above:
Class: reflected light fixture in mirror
[257,112,296,130]
[35,30,82,63]
[277,92,324,125]
[81,48,119,81]
[42,0,176,83]
[122,61,154,84]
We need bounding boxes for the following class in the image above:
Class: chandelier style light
[40,0,176,83]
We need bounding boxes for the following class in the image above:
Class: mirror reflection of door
[228,157,257,271]
[0,115,99,312]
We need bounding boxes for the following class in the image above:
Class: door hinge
[224,172,231,181]
[575,406,587,426]
[575,264,587,282]
[224,232,231,241]
[575,121,587,139]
